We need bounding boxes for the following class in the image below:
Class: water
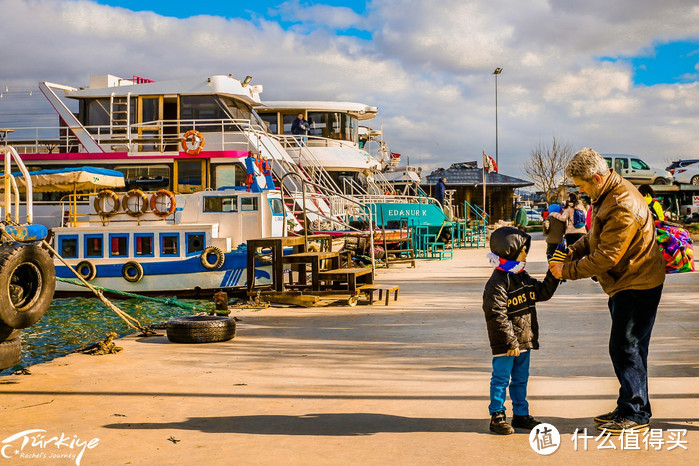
[2,297,215,374]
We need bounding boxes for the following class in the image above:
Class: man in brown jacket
[549,148,665,435]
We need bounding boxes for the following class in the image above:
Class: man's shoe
[490,411,515,435]
[594,408,619,424]
[511,414,542,430]
[597,416,649,436]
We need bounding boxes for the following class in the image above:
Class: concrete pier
[1,234,696,465]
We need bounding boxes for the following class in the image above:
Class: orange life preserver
[94,189,120,217]
[149,189,177,217]
[181,130,205,155]
[245,174,254,192]
[122,189,148,217]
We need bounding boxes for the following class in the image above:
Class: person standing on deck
[434,177,447,208]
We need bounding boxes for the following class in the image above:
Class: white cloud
[1,0,699,179]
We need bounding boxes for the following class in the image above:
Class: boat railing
[3,118,270,155]
[1,146,33,224]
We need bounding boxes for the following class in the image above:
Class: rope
[56,278,201,312]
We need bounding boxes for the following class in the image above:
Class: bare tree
[524,136,574,204]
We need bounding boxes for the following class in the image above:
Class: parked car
[525,209,543,222]
[673,163,699,185]
[666,159,699,175]
[602,154,673,185]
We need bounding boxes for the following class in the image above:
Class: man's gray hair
[566,147,610,181]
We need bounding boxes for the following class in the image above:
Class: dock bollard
[214,291,228,311]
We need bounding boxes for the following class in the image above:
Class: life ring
[181,130,205,155]
[122,261,144,283]
[150,189,177,217]
[122,189,148,217]
[201,246,225,270]
[94,190,120,216]
[76,260,97,281]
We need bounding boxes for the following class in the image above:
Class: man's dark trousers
[607,284,663,424]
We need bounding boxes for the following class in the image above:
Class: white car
[673,163,699,185]
[602,154,673,185]
[526,209,543,222]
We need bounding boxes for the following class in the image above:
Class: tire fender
[0,244,56,329]
[76,260,97,281]
[166,315,236,343]
[122,261,144,283]
[201,246,225,270]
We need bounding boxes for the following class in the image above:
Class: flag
[390,152,401,159]
[483,152,498,173]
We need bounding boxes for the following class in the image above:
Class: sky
[1,0,699,182]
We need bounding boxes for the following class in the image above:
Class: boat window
[282,113,299,134]
[109,234,129,257]
[177,160,203,193]
[214,164,246,189]
[221,96,253,121]
[204,196,238,212]
[258,113,278,134]
[160,233,179,256]
[85,98,111,128]
[180,95,237,132]
[186,233,205,255]
[135,234,154,257]
[307,112,357,142]
[85,234,104,258]
[631,159,649,170]
[268,197,284,216]
[59,236,78,259]
[241,197,258,212]
[115,165,171,191]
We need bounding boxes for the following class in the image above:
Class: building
[424,161,533,223]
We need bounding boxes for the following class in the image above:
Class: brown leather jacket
[561,170,665,296]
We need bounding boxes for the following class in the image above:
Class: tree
[524,136,574,205]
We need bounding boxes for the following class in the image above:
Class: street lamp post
[493,67,502,167]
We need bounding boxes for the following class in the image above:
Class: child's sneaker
[511,414,542,430]
[490,411,515,435]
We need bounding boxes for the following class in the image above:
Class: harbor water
[2,296,214,374]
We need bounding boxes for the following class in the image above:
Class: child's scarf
[487,252,525,274]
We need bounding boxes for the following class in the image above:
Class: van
[601,154,673,185]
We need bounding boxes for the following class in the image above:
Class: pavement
[0,234,697,465]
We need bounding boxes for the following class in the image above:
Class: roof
[424,161,533,187]
[255,101,378,120]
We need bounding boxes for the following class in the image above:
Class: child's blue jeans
[489,351,530,415]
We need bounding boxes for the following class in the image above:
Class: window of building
[186,233,205,255]
[85,234,104,258]
[204,196,238,212]
[109,234,129,257]
[160,233,179,256]
[135,234,154,257]
[59,235,78,259]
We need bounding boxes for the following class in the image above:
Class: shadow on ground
[103,413,698,436]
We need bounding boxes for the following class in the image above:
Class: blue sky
[2,0,699,177]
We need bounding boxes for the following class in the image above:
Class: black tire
[0,322,20,342]
[166,315,236,343]
[201,247,225,270]
[122,261,144,283]
[0,338,21,370]
[654,178,667,185]
[76,260,97,281]
[0,243,55,330]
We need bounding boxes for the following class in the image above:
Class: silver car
[602,154,673,185]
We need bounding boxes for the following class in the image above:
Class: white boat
[52,183,285,296]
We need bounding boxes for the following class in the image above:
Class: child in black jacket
[483,226,560,434]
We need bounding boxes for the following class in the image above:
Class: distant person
[434,176,446,207]
[513,202,528,231]
[543,203,566,256]
[638,184,665,221]
[550,193,587,246]
[290,113,309,146]
[549,148,665,435]
[483,227,560,435]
